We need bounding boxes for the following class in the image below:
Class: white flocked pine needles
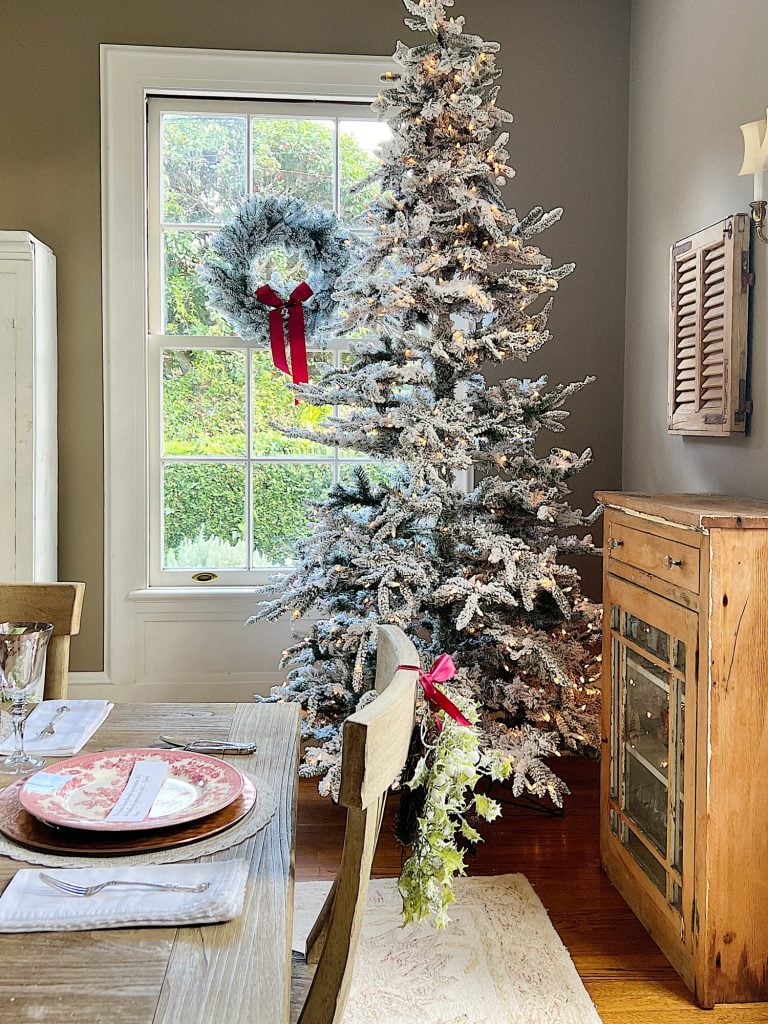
[249,0,602,806]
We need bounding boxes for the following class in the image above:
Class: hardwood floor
[295,756,768,1023]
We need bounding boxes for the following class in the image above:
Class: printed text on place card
[105,762,170,822]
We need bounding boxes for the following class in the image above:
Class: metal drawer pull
[608,538,624,551]
[664,554,684,569]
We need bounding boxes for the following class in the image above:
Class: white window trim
[99,44,390,694]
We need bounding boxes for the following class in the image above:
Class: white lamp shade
[740,113,768,175]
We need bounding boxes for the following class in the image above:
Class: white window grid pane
[149,99,388,578]
[159,342,376,571]
[160,112,249,227]
[157,111,379,231]
[160,344,366,465]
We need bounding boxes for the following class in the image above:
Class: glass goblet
[0,622,54,775]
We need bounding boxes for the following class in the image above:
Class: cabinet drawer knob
[664,555,684,569]
[608,538,624,551]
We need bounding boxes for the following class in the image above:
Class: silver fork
[38,872,210,897]
[32,705,71,740]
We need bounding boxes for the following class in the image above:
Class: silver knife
[159,735,257,755]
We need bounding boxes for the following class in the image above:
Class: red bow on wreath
[397,654,471,731]
[256,282,313,399]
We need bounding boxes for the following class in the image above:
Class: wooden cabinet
[597,492,768,1008]
[0,231,57,582]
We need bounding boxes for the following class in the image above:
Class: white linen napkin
[0,860,249,932]
[0,699,113,757]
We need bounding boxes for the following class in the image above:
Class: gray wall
[0,0,629,670]
[625,0,768,494]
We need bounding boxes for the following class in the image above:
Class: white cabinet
[0,232,57,581]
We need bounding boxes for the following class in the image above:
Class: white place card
[105,761,169,823]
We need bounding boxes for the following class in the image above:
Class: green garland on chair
[397,691,512,927]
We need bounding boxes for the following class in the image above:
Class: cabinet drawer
[606,522,700,593]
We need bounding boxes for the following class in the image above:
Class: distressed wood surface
[0,701,300,1024]
[702,530,768,1006]
[298,625,418,1024]
[0,582,85,699]
[598,493,768,1009]
[338,625,418,811]
[601,574,700,996]
[596,492,768,530]
[606,518,700,593]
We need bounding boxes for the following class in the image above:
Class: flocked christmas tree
[250,0,602,805]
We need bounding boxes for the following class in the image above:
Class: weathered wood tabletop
[0,702,300,1024]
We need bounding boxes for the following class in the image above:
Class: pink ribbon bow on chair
[255,282,313,396]
[397,654,471,730]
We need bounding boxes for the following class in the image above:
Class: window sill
[128,586,279,601]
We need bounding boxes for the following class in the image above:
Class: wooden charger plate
[0,776,256,856]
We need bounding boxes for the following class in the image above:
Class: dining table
[0,701,300,1024]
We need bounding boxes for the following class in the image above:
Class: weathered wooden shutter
[668,214,752,435]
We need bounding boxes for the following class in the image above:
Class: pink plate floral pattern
[19,749,245,832]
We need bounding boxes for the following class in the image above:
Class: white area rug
[293,874,601,1024]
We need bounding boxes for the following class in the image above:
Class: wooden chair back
[297,624,419,1024]
[0,583,85,699]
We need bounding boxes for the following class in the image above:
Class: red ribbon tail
[267,307,290,377]
[287,302,310,397]
[287,282,313,405]
[428,688,472,729]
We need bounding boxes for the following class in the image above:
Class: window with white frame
[146,97,391,586]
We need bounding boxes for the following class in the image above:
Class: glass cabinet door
[606,577,697,936]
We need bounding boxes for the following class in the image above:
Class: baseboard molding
[68,671,114,687]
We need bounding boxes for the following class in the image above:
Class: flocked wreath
[199,193,355,387]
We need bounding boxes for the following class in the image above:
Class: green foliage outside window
[162,460,333,568]
[163,463,246,564]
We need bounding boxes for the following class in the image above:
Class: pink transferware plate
[18,748,245,832]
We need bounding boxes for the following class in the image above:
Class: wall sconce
[740,111,768,242]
